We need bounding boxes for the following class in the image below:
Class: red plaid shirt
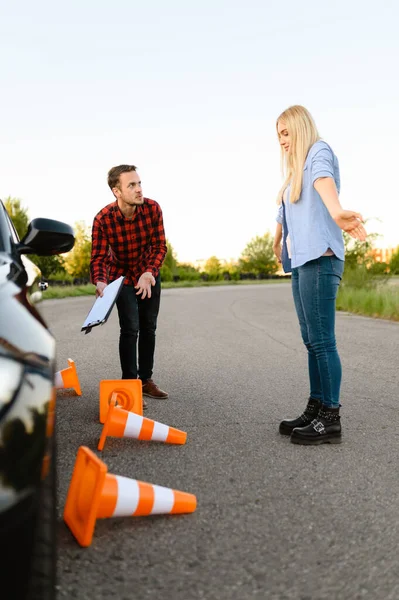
[90,198,167,286]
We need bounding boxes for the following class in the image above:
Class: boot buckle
[312,420,325,434]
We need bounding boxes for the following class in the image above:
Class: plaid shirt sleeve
[141,202,167,278]
[90,215,109,284]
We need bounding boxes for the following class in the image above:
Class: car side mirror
[17,218,75,256]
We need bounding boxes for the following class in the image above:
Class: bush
[46,270,74,286]
[229,270,240,281]
[177,264,201,281]
[368,261,390,276]
[389,247,399,274]
[160,265,173,282]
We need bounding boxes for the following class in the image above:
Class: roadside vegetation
[4,197,399,321]
[336,232,399,321]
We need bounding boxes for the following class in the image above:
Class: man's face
[114,171,144,206]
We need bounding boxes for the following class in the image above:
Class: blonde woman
[274,105,366,445]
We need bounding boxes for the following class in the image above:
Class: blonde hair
[276,105,320,204]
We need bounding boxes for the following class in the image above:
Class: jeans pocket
[329,256,344,279]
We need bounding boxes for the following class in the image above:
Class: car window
[0,201,20,254]
[4,209,20,243]
[0,202,10,252]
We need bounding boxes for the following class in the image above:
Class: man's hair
[107,165,137,190]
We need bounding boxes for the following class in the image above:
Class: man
[90,164,168,408]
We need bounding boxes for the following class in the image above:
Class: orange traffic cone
[64,446,197,547]
[98,395,187,451]
[99,379,143,423]
[54,359,82,396]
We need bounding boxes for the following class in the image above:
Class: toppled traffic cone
[99,379,143,423]
[64,446,197,547]
[98,395,187,451]
[54,359,82,396]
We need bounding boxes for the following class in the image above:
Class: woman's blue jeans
[291,256,344,408]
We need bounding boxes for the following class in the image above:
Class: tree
[239,232,278,275]
[30,255,66,279]
[203,256,222,280]
[389,246,399,275]
[63,221,91,279]
[3,197,29,239]
[160,239,178,281]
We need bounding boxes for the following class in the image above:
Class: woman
[273,105,366,445]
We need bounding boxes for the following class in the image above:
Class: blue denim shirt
[276,140,345,272]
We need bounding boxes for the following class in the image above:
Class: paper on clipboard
[81,276,125,334]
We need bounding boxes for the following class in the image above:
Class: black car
[0,199,74,600]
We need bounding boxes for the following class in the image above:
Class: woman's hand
[273,223,283,263]
[314,178,367,241]
[273,243,282,263]
[334,210,367,241]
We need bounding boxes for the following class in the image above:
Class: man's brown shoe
[141,379,168,399]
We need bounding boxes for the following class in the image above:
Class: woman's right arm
[273,222,283,263]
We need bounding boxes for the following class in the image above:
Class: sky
[0,0,398,263]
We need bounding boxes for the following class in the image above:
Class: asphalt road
[39,283,399,600]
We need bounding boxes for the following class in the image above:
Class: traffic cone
[54,359,82,396]
[99,379,143,423]
[64,446,197,547]
[98,395,187,451]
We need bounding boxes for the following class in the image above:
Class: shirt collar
[113,199,146,222]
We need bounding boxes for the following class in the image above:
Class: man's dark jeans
[291,256,344,408]
[116,276,161,381]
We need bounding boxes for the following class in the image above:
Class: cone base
[99,379,143,423]
[64,447,107,547]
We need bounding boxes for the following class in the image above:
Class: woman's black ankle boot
[290,404,341,445]
[279,397,321,436]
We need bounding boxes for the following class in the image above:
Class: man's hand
[96,281,107,298]
[273,243,282,263]
[334,210,367,241]
[135,272,156,299]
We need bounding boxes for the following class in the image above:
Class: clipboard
[81,276,125,334]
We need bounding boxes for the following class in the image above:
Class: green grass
[36,278,399,322]
[40,284,96,299]
[37,278,289,299]
[337,286,399,321]
[161,278,289,288]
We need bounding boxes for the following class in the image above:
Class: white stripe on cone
[54,372,63,388]
[124,413,144,438]
[151,421,169,442]
[112,476,176,517]
[151,485,175,514]
[124,412,170,442]
[113,476,140,517]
